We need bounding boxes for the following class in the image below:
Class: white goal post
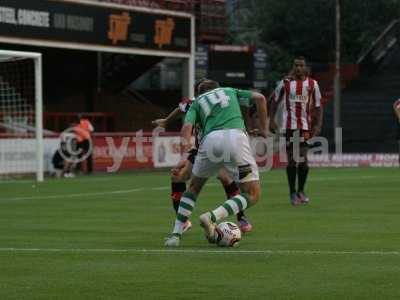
[0,50,43,182]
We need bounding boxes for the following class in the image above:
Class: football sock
[297,163,309,192]
[210,193,250,223]
[222,181,246,221]
[286,165,297,194]
[172,192,196,236]
[223,181,240,198]
[171,182,186,213]
[236,211,245,221]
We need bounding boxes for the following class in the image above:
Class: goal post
[0,50,43,182]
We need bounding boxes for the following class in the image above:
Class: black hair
[294,56,307,63]
[197,80,220,95]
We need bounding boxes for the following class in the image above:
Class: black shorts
[77,140,90,158]
[285,129,311,145]
[52,150,64,170]
[187,148,198,164]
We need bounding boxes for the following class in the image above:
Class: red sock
[223,181,240,199]
[171,182,186,213]
[223,182,244,221]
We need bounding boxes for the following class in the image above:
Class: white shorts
[192,129,259,183]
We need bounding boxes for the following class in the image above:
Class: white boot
[199,212,217,244]
[164,235,180,247]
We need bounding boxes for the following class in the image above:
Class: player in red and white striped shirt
[394,99,400,165]
[270,56,323,205]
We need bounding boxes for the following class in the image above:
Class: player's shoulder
[221,87,240,96]
[307,76,319,84]
[304,77,320,90]
[222,87,250,95]
[207,86,236,94]
[179,97,193,105]
[276,78,288,87]
[221,86,235,91]
[197,87,234,97]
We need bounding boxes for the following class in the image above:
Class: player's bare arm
[152,107,182,128]
[171,159,192,181]
[312,106,323,137]
[269,88,283,134]
[251,92,268,137]
[269,99,278,133]
[394,101,400,121]
[180,122,193,153]
[241,106,251,131]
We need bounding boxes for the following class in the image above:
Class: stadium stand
[101,53,163,93]
[322,20,400,152]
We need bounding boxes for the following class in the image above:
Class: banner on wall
[92,135,153,171]
[308,154,399,168]
[0,0,191,53]
[89,134,400,172]
[153,136,181,168]
[0,138,59,174]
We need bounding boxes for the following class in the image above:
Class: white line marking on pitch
[0,175,388,202]
[0,247,398,256]
[151,186,171,191]
[1,188,144,201]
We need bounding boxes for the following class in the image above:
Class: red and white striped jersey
[178,97,194,113]
[273,77,321,131]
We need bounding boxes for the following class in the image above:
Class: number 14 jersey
[184,87,252,140]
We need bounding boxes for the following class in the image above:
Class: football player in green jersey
[153,79,254,233]
[165,80,267,246]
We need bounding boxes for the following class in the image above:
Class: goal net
[0,50,43,181]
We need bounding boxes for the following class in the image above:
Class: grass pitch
[0,168,399,299]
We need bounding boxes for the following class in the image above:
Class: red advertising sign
[91,133,399,172]
[93,134,153,172]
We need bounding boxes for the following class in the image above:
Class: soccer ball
[215,221,242,247]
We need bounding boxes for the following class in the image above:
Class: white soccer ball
[216,221,241,247]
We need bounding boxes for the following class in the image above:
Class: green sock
[210,193,251,223]
[172,192,197,236]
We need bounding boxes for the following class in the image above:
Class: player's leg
[217,168,253,233]
[52,151,64,178]
[82,139,92,174]
[204,171,260,228]
[174,175,208,235]
[62,149,75,177]
[170,159,192,213]
[170,150,197,231]
[75,141,84,174]
[64,161,75,178]
[164,175,208,247]
[397,139,400,168]
[297,132,310,204]
[199,129,260,241]
[171,177,186,213]
[165,140,218,246]
[170,158,194,232]
[286,130,299,206]
[54,164,63,178]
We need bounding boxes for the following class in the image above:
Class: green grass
[0,168,399,299]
